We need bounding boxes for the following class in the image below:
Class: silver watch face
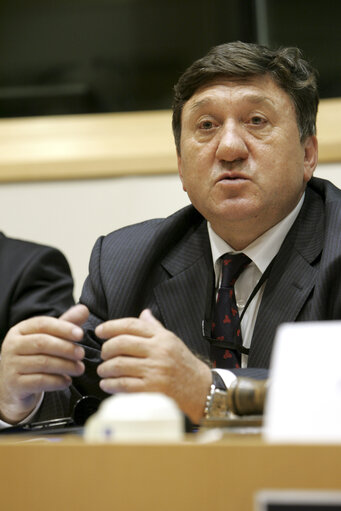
[209,389,229,418]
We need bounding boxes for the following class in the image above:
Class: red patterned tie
[211,253,251,369]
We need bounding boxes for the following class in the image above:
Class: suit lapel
[249,186,325,368]
[249,249,318,367]
[154,220,212,359]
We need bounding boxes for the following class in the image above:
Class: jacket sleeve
[4,245,75,336]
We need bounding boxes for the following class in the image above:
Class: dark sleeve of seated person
[0,232,75,345]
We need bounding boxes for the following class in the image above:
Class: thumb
[60,304,89,326]
[139,308,163,327]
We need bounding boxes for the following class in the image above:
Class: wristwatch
[203,373,229,419]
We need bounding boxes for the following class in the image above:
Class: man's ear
[303,135,318,183]
[177,153,187,192]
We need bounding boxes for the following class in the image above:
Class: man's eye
[250,116,266,125]
[199,120,214,130]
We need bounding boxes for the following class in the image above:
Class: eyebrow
[243,94,276,106]
[188,93,276,113]
[188,98,213,113]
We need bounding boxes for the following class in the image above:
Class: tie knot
[221,253,251,287]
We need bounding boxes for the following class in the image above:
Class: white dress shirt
[209,194,305,386]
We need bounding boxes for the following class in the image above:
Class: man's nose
[215,121,248,162]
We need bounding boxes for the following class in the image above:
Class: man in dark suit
[0,233,80,425]
[0,232,75,343]
[0,41,336,425]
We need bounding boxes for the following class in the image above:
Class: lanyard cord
[239,259,275,323]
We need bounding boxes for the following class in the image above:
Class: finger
[18,356,84,377]
[15,374,74,395]
[99,377,145,395]
[15,334,85,361]
[60,304,89,326]
[16,316,84,342]
[97,356,145,379]
[139,309,163,328]
[101,335,149,360]
[96,317,156,340]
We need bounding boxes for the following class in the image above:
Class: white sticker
[263,321,341,443]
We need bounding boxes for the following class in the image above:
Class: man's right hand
[0,304,89,424]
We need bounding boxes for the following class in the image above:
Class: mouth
[216,173,249,183]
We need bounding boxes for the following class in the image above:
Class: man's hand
[0,304,89,424]
[96,309,212,424]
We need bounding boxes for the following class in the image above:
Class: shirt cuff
[212,368,237,390]
[0,392,44,430]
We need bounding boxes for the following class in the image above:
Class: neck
[209,196,305,250]
[211,221,270,251]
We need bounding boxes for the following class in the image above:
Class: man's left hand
[95,309,212,424]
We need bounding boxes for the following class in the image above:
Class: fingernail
[99,380,108,392]
[72,326,83,339]
[96,325,103,337]
[75,346,85,359]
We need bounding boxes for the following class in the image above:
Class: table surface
[1,432,341,511]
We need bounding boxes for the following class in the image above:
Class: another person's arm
[0,305,88,424]
[0,241,75,341]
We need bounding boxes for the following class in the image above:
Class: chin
[214,199,261,221]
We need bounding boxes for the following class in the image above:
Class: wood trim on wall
[0,98,340,183]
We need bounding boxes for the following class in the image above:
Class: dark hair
[172,41,319,153]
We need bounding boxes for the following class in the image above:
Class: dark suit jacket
[38,177,341,420]
[0,233,75,344]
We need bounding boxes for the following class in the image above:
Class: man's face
[177,75,318,249]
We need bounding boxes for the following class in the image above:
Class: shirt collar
[208,193,305,281]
